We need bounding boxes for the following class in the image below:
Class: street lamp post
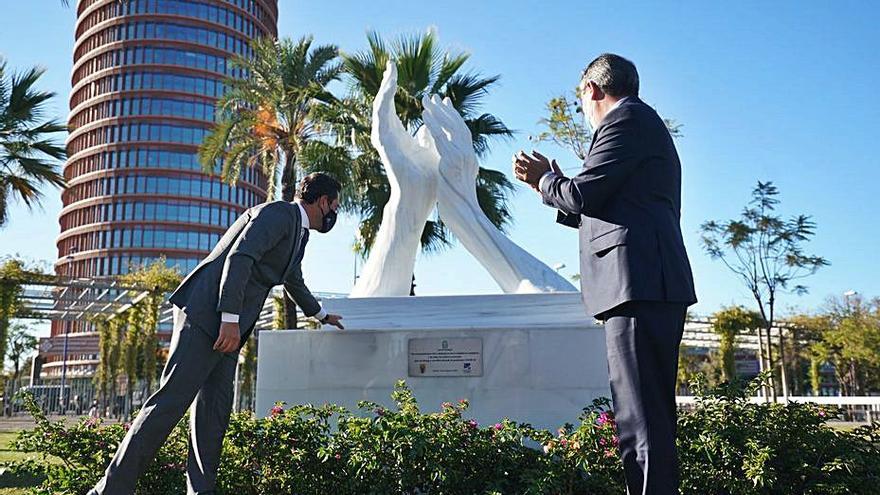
[59,320,70,415]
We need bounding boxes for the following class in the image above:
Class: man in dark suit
[90,172,345,495]
[514,54,697,494]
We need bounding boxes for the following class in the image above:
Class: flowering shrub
[7,378,880,494]
[678,379,880,494]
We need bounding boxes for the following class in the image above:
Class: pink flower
[334,453,341,460]
[270,405,284,417]
[597,411,615,426]
[468,419,478,429]
[493,423,503,431]
[123,422,131,431]
[442,402,453,409]
[559,438,569,447]
[611,435,619,447]
[818,410,827,418]
[604,449,616,458]
[599,438,607,446]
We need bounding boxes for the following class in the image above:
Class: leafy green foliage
[199,36,351,202]
[93,259,182,410]
[701,182,829,398]
[0,258,51,370]
[711,306,763,382]
[679,377,880,494]
[0,59,66,227]
[803,295,880,395]
[531,92,682,163]
[9,378,880,494]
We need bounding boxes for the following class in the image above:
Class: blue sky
[1,0,879,328]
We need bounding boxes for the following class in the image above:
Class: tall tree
[701,182,828,400]
[200,35,351,327]
[0,59,66,227]
[788,312,831,396]
[339,31,515,257]
[0,258,51,367]
[118,259,181,397]
[6,323,37,400]
[812,295,880,396]
[199,36,351,202]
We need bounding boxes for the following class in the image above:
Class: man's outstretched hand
[323,314,345,330]
[513,150,562,191]
[214,322,241,353]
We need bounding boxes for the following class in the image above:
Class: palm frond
[466,113,515,157]
[0,59,66,226]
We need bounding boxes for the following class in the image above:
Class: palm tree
[339,31,514,257]
[200,36,350,327]
[0,60,66,227]
[199,35,351,202]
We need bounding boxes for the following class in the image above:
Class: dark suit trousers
[603,301,686,495]
[91,307,239,495]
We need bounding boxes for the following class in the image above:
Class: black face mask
[318,200,337,233]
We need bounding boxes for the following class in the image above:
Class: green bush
[8,378,880,494]
[678,379,880,494]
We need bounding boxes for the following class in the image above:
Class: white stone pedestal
[255,293,609,432]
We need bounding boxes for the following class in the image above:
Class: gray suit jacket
[540,96,697,317]
[168,201,321,344]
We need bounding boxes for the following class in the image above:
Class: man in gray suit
[90,172,345,495]
[514,54,697,494]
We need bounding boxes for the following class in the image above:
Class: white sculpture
[350,62,575,297]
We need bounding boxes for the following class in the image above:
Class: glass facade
[50,0,277,367]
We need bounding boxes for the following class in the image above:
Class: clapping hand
[512,150,562,192]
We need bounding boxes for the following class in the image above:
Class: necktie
[294,229,309,265]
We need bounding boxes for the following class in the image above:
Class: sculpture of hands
[351,62,576,297]
[422,95,576,293]
[350,62,438,297]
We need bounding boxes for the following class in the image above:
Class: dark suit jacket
[540,96,697,317]
[169,201,322,344]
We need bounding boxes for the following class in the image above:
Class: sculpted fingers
[372,61,414,151]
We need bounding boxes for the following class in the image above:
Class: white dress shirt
[221,201,326,324]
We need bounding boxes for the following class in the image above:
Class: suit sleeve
[216,204,288,315]
[283,262,323,318]
[540,112,642,217]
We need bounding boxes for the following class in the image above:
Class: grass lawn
[0,431,45,494]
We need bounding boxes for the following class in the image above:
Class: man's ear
[588,80,604,101]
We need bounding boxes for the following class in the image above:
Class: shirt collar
[295,201,310,230]
[609,96,631,113]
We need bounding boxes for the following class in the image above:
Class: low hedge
[5,378,879,494]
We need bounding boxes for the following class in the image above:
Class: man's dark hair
[297,172,341,204]
[582,53,639,98]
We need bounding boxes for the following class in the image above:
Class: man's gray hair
[582,53,639,98]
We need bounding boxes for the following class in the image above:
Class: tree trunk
[778,327,789,401]
[755,326,766,399]
[765,325,777,401]
[281,151,299,328]
[809,356,821,396]
[281,151,298,202]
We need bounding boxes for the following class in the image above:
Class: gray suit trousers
[603,301,687,495]
[91,307,238,495]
